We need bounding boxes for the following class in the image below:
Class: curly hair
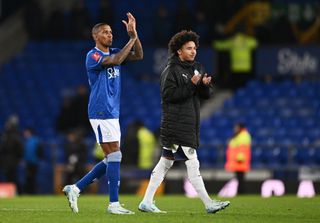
[168,30,199,56]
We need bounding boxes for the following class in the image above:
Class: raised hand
[122,12,137,39]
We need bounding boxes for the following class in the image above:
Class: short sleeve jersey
[85,47,121,119]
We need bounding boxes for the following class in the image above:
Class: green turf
[0,195,319,223]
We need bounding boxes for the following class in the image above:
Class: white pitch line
[0,208,67,212]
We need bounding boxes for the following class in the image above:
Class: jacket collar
[168,54,195,69]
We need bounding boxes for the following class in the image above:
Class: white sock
[109,201,120,206]
[142,157,174,204]
[185,159,212,206]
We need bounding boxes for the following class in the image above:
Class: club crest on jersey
[188,148,195,155]
[91,52,102,62]
[107,67,120,79]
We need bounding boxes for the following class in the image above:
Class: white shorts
[162,144,197,160]
[90,119,121,143]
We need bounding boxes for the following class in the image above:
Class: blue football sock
[107,151,122,203]
[107,161,120,202]
[76,161,107,191]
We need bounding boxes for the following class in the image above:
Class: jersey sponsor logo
[91,52,102,62]
[107,67,120,79]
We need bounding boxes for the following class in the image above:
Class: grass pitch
[0,195,319,223]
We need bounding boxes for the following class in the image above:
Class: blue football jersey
[86,47,121,119]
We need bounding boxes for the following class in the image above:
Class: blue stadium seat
[251,146,263,168]
[293,147,315,166]
[314,147,320,165]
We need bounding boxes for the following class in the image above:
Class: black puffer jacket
[160,55,212,149]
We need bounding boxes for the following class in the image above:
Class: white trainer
[206,200,230,214]
[217,200,231,210]
[138,201,167,213]
[107,202,135,215]
[62,185,80,213]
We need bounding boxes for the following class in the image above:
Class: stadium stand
[0,0,320,194]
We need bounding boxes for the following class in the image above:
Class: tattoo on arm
[126,38,143,61]
[101,38,137,66]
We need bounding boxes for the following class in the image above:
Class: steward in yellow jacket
[225,123,251,172]
[225,123,251,194]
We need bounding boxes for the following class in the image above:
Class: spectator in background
[71,84,91,135]
[122,120,157,169]
[0,115,23,192]
[69,0,92,39]
[225,122,251,194]
[136,121,157,170]
[23,127,43,194]
[214,25,258,89]
[92,143,104,163]
[135,121,159,197]
[64,130,88,186]
[56,85,90,136]
[56,96,77,135]
[122,121,140,166]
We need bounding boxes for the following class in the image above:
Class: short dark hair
[168,30,199,56]
[92,23,110,35]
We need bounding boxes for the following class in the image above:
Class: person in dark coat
[23,127,43,194]
[0,115,23,193]
[64,130,88,185]
[138,30,230,214]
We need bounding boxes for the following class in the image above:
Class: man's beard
[103,40,112,47]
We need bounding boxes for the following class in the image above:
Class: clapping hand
[191,73,212,85]
[202,73,212,85]
[122,12,137,39]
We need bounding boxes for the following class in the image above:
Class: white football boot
[206,200,230,214]
[62,185,80,213]
[107,202,135,215]
[138,201,167,213]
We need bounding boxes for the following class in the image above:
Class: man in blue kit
[63,12,143,215]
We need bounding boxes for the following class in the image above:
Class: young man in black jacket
[138,30,230,214]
